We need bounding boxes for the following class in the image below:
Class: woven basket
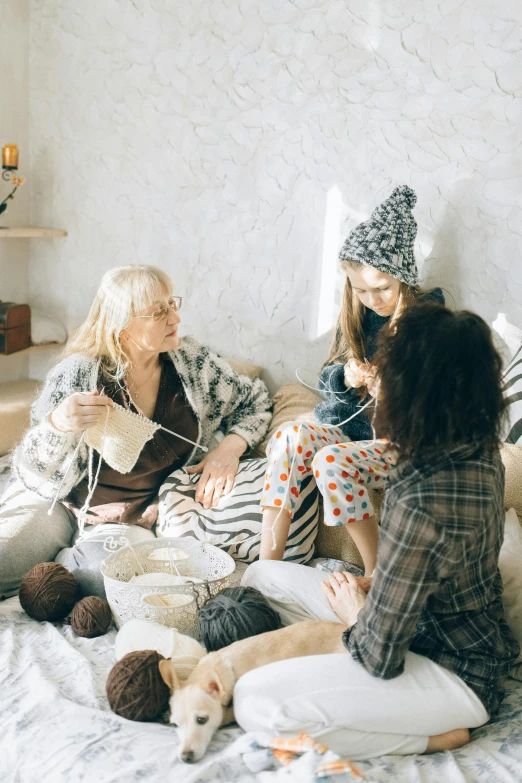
[101,537,236,636]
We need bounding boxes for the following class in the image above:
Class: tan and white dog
[159,620,346,763]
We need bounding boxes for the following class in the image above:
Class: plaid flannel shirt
[343,443,520,715]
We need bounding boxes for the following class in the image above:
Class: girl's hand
[353,574,373,594]
[321,571,367,627]
[50,391,113,433]
[344,359,367,389]
[363,367,380,398]
[186,434,248,509]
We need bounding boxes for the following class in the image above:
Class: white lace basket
[101,537,236,637]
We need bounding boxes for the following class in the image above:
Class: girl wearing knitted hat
[260,185,444,574]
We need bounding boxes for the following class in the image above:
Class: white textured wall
[0,0,30,381]
[29,0,522,390]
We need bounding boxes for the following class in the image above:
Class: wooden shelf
[2,342,65,356]
[0,227,67,238]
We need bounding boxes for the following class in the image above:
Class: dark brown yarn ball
[106,650,170,722]
[71,596,113,638]
[19,562,78,621]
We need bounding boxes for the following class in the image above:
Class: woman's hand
[321,571,367,627]
[49,391,113,433]
[186,434,248,509]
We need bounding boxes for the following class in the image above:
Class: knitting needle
[120,382,208,453]
[159,425,208,452]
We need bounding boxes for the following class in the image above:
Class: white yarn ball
[115,619,206,680]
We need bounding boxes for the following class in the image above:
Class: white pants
[236,561,489,760]
[0,480,155,598]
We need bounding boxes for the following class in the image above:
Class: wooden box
[0,302,31,354]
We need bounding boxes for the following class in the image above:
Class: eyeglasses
[133,296,183,323]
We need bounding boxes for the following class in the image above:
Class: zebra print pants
[158,457,320,564]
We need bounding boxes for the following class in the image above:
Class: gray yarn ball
[198,586,281,651]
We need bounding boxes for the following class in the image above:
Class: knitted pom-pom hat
[339,185,419,286]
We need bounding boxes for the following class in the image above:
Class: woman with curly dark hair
[238,302,519,760]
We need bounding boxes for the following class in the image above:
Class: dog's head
[159,659,226,763]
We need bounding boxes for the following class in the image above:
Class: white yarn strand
[295,361,373,409]
[77,405,111,537]
[295,367,356,407]
[47,431,87,516]
[332,397,374,428]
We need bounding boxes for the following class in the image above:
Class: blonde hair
[64,265,174,380]
[325,260,420,366]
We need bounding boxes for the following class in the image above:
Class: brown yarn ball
[71,596,113,638]
[19,562,78,621]
[106,650,170,722]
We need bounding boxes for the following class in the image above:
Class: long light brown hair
[325,260,423,366]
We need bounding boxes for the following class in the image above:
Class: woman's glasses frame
[133,296,183,323]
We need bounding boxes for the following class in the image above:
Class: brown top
[67,357,199,529]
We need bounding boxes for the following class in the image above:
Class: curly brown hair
[372,303,506,459]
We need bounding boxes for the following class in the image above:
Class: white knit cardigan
[13,336,272,501]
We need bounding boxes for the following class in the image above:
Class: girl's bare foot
[426,728,469,753]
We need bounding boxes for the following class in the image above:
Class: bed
[3,389,522,782]
[2,596,522,783]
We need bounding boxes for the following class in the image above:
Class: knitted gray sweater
[315,288,445,439]
[14,336,272,500]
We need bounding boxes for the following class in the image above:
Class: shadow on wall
[421,181,475,311]
[260,183,346,393]
[423,175,520,327]
[421,175,522,366]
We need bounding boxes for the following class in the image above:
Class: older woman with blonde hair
[0,265,271,597]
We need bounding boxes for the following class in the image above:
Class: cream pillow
[499,508,522,680]
[224,357,263,379]
[254,382,321,457]
[501,443,522,518]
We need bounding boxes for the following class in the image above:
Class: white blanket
[2,599,522,783]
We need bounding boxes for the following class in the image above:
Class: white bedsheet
[2,598,522,783]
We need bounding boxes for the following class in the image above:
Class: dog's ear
[203,670,226,702]
[159,659,181,692]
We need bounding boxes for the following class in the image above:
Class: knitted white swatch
[85,402,161,474]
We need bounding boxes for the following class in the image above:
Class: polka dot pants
[312,440,397,525]
[261,421,343,515]
[261,421,397,525]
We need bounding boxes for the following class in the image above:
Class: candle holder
[0,169,25,224]
[1,144,25,226]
